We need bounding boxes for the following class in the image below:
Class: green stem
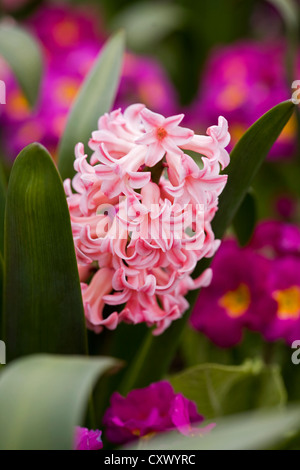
[119,286,201,395]
[144,160,165,185]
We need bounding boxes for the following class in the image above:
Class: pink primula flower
[103,381,215,445]
[74,427,103,450]
[65,104,230,334]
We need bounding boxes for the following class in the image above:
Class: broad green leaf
[126,405,300,450]
[3,143,87,361]
[0,354,117,450]
[110,2,186,52]
[0,253,3,339]
[0,161,7,255]
[180,326,246,368]
[169,361,286,419]
[58,31,125,181]
[232,190,257,246]
[268,0,298,28]
[0,163,6,336]
[118,100,295,393]
[0,23,42,107]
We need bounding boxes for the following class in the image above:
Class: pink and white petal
[168,127,194,145]
[164,113,185,128]
[128,171,151,189]
[140,107,165,130]
[145,142,166,167]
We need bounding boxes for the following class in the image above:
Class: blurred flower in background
[250,220,300,257]
[264,256,300,345]
[274,194,298,220]
[74,426,103,450]
[191,221,300,348]
[187,41,297,160]
[103,381,214,444]
[1,0,32,13]
[0,4,178,160]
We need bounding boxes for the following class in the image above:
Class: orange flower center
[157,127,167,141]
[273,286,300,320]
[52,20,79,47]
[217,84,247,111]
[219,283,251,318]
[6,90,30,119]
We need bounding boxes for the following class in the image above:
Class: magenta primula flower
[191,221,300,347]
[249,220,300,258]
[74,426,103,450]
[187,41,296,160]
[116,52,177,116]
[65,104,230,334]
[263,257,300,345]
[274,195,297,220]
[103,381,214,444]
[190,239,275,347]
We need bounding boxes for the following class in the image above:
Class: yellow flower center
[55,79,79,106]
[219,283,251,318]
[131,429,156,441]
[229,123,247,145]
[273,286,300,320]
[217,84,247,111]
[277,115,296,143]
[52,20,79,47]
[139,82,165,107]
[6,90,30,119]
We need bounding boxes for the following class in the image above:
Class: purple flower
[249,220,300,258]
[274,195,297,220]
[74,426,103,450]
[115,52,177,116]
[26,4,105,64]
[103,381,214,444]
[0,4,177,160]
[190,239,275,347]
[263,256,300,345]
[187,41,296,160]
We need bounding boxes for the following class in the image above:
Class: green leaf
[268,0,298,26]
[118,100,295,393]
[169,361,286,420]
[180,326,238,368]
[126,405,300,450]
[0,253,3,339]
[110,2,186,52]
[3,143,87,361]
[0,162,7,255]
[0,354,117,450]
[58,31,125,181]
[232,190,257,246]
[0,23,42,107]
